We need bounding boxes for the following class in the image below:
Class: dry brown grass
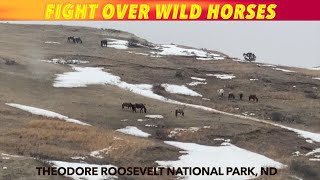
[0,119,153,161]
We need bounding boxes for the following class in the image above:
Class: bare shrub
[270,112,284,122]
[175,70,184,79]
[152,84,166,95]
[5,59,16,65]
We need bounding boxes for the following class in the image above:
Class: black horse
[239,93,244,100]
[73,37,82,44]
[132,103,147,113]
[101,40,108,47]
[175,109,184,117]
[67,36,74,43]
[122,102,132,110]
[249,95,259,102]
[228,93,235,100]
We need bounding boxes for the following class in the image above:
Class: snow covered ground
[41,59,89,65]
[49,161,117,180]
[145,115,163,119]
[116,126,151,137]
[44,41,60,44]
[206,74,236,80]
[53,66,320,143]
[161,84,202,97]
[273,68,296,73]
[106,38,128,49]
[312,77,320,80]
[6,103,90,126]
[151,44,225,60]
[191,77,206,81]
[156,141,285,180]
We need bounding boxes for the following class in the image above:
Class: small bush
[271,112,284,122]
[304,90,318,99]
[175,70,184,79]
[290,159,319,179]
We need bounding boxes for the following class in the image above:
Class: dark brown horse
[101,40,108,47]
[67,36,74,42]
[122,103,132,109]
[175,109,184,117]
[74,37,82,44]
[228,93,235,100]
[249,95,259,102]
[132,103,147,113]
[239,93,244,100]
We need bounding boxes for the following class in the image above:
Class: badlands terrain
[0,23,319,180]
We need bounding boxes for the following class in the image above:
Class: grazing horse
[239,93,244,100]
[228,93,235,100]
[67,36,74,43]
[101,40,108,47]
[217,89,224,97]
[74,37,82,44]
[175,109,184,117]
[249,95,259,102]
[122,103,132,110]
[132,103,147,113]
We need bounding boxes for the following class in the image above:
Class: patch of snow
[214,57,225,60]
[153,44,208,57]
[49,161,117,180]
[3,167,7,170]
[309,158,320,161]
[293,86,297,88]
[292,151,301,157]
[156,141,285,180]
[145,124,158,127]
[45,41,60,44]
[116,126,151,138]
[161,84,202,97]
[90,147,114,159]
[191,77,206,81]
[203,126,210,129]
[306,139,314,144]
[71,156,86,160]
[169,127,200,138]
[250,79,258,81]
[137,119,147,122]
[120,119,129,122]
[106,38,128,49]
[206,74,236,80]
[273,68,295,73]
[202,98,210,101]
[196,57,214,60]
[312,77,320,80]
[145,115,163,119]
[1,153,23,158]
[306,148,320,156]
[257,64,277,68]
[41,59,89,65]
[290,175,304,180]
[53,67,166,101]
[6,103,90,126]
[311,66,320,70]
[187,81,207,86]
